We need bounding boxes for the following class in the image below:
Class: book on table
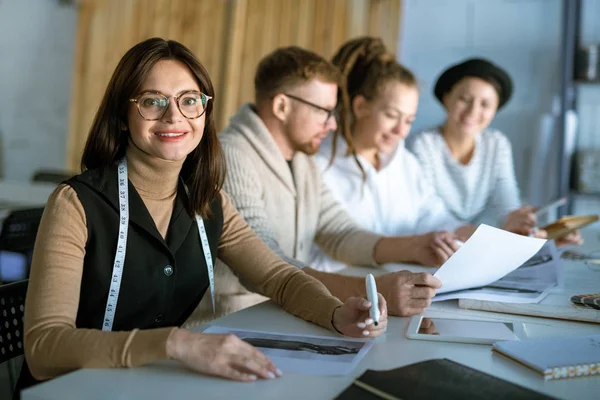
[493,334,600,380]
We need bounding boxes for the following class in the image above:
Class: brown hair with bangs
[472,75,503,103]
[81,37,225,219]
[254,46,341,104]
[331,37,417,179]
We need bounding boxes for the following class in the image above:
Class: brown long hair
[331,37,417,178]
[81,38,225,218]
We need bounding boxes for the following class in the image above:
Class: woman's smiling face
[443,76,500,137]
[127,59,206,161]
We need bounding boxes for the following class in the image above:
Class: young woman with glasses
[16,38,387,394]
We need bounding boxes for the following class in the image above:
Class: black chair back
[0,208,44,255]
[31,170,72,185]
[0,280,28,364]
[0,208,44,282]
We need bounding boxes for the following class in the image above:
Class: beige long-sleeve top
[24,144,343,381]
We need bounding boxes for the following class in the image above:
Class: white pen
[535,197,567,218]
[365,273,380,326]
[455,240,465,247]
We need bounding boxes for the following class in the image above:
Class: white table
[0,181,56,209]
[22,294,600,399]
[21,230,600,400]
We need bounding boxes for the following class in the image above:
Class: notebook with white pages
[493,335,600,380]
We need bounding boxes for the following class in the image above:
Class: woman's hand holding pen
[166,329,282,382]
[502,205,537,235]
[503,205,584,246]
[332,294,388,338]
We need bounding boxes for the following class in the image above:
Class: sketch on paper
[202,326,374,375]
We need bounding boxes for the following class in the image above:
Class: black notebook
[335,359,555,400]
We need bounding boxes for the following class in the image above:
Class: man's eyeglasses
[283,93,338,126]
[129,90,212,121]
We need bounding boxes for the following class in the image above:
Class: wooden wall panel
[67,0,403,170]
[389,0,402,54]
[347,0,368,38]
[279,0,293,46]
[331,0,349,53]
[295,0,316,48]
[66,0,92,170]
[238,0,261,109]
[220,0,247,130]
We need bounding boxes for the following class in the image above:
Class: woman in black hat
[407,58,582,245]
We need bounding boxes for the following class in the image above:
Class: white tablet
[406,315,526,345]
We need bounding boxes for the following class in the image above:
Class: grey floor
[1,356,22,399]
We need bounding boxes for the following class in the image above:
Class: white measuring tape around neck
[102,158,215,331]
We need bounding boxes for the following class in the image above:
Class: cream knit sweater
[407,127,521,226]
[184,104,382,327]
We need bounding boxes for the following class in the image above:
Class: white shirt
[406,127,521,226]
[309,136,462,272]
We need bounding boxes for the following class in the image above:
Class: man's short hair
[254,46,341,103]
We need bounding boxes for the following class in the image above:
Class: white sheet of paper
[434,224,547,294]
[433,241,560,303]
[202,326,374,376]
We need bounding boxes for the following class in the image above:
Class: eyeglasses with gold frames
[129,90,212,121]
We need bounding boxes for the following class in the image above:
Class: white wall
[399,0,562,193]
[0,0,77,181]
[577,0,600,150]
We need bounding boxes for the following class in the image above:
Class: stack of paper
[432,225,550,303]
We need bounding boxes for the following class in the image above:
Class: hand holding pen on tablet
[502,197,567,237]
[530,197,568,237]
[531,197,584,245]
[501,197,583,245]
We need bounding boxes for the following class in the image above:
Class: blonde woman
[310,37,475,274]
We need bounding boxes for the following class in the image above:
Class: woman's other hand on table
[166,329,282,382]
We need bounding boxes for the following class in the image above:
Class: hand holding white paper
[434,225,547,294]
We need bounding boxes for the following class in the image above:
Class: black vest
[15,164,223,396]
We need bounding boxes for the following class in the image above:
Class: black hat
[434,58,513,109]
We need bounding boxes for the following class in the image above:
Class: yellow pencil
[352,379,403,400]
